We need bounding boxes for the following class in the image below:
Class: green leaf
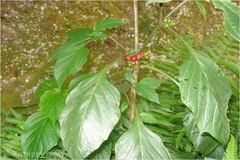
[176,131,185,150]
[39,90,68,123]
[125,70,135,84]
[68,74,92,91]
[22,112,59,160]
[140,112,159,124]
[35,78,58,98]
[93,19,123,31]
[90,32,108,40]
[65,28,94,39]
[206,145,225,159]
[50,28,93,58]
[135,78,161,104]
[179,51,232,145]
[223,135,239,160]
[195,0,207,24]
[130,49,137,55]
[115,113,173,159]
[49,28,93,88]
[139,78,162,88]
[212,0,240,41]
[120,101,129,112]
[88,140,112,160]
[146,0,172,6]
[53,44,89,88]
[183,109,223,156]
[59,67,121,159]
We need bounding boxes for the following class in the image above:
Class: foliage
[223,135,239,160]
[1,108,25,159]
[212,0,240,41]
[1,0,239,159]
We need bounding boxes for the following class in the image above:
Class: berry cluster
[125,52,149,66]
[163,18,176,28]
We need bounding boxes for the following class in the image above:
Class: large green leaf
[212,0,240,41]
[68,74,92,91]
[59,67,121,159]
[115,112,173,159]
[179,51,232,145]
[183,108,224,157]
[22,112,59,160]
[146,0,171,6]
[53,44,89,88]
[135,78,161,104]
[39,90,68,123]
[93,19,123,31]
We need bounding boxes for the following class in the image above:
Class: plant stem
[165,0,188,18]
[140,65,179,86]
[109,36,129,53]
[129,0,139,121]
[140,3,163,51]
[134,0,138,51]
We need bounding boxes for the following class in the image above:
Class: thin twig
[165,0,188,18]
[109,36,129,53]
[140,3,163,51]
[141,65,179,86]
[134,0,138,51]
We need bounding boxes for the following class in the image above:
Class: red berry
[124,55,131,61]
[136,53,145,59]
[130,55,138,62]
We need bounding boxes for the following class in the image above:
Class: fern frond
[223,135,239,160]
[198,43,219,60]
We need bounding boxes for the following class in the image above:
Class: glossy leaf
[146,0,171,6]
[212,0,240,41]
[39,90,68,123]
[183,109,223,156]
[93,19,123,31]
[88,140,112,160]
[135,78,161,104]
[68,74,92,91]
[59,67,121,159]
[53,44,89,88]
[115,113,172,160]
[179,51,232,145]
[22,112,59,160]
